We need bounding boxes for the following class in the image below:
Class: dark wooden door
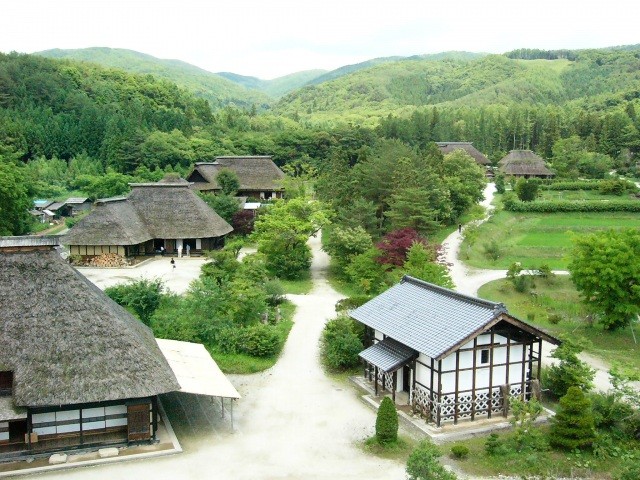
[9,420,27,443]
[403,366,411,393]
[127,403,150,442]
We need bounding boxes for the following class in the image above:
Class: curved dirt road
[38,235,406,480]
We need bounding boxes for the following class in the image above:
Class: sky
[1,0,638,79]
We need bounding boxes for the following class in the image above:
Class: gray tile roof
[350,276,507,360]
[359,337,417,373]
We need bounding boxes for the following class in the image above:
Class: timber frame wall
[0,396,158,458]
[363,324,544,427]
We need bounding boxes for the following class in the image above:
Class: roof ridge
[401,275,506,312]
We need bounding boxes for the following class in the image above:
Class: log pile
[87,253,129,267]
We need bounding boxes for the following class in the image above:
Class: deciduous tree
[568,228,640,330]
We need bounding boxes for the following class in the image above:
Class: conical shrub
[376,396,399,444]
[550,386,596,450]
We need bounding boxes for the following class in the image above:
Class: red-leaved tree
[375,228,433,266]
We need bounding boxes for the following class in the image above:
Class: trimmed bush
[335,295,372,312]
[450,444,469,459]
[375,397,399,445]
[550,386,597,450]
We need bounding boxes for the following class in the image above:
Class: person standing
[170,258,175,269]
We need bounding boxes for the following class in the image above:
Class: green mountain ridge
[216,69,328,98]
[273,47,640,124]
[36,47,273,109]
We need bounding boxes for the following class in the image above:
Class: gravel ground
[37,235,407,480]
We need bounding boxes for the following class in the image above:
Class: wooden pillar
[374,366,378,396]
[430,357,435,421]
[454,350,460,425]
[392,371,397,403]
[488,330,495,419]
[527,342,534,399]
[436,359,442,427]
[505,334,511,387]
[27,411,32,450]
[411,360,417,407]
[152,396,158,441]
[537,339,543,383]
[520,339,527,401]
[471,337,478,421]
[79,407,84,445]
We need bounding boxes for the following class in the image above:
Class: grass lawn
[478,276,640,371]
[462,205,640,269]
[279,273,314,294]
[360,435,416,462]
[210,301,296,374]
[450,425,635,479]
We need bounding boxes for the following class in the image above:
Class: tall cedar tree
[550,386,597,450]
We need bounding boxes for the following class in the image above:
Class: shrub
[542,341,595,397]
[547,313,562,325]
[406,440,457,480]
[515,177,540,202]
[495,174,506,194]
[238,324,281,357]
[105,278,164,326]
[482,240,501,261]
[335,296,372,312]
[450,444,469,459]
[376,228,429,266]
[264,279,285,306]
[320,316,364,371]
[375,397,399,445]
[484,433,508,456]
[550,386,597,450]
[614,455,640,480]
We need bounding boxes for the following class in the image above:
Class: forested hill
[216,70,327,98]
[37,47,273,109]
[274,47,640,124]
[0,52,214,167]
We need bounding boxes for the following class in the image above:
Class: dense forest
[1,45,640,235]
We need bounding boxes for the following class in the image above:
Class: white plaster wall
[82,406,106,431]
[106,404,128,428]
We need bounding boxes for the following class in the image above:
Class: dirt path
[38,235,406,480]
[442,183,626,393]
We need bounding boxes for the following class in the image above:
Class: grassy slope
[37,47,272,109]
[478,276,640,370]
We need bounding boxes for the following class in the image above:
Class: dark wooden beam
[454,350,460,425]
[471,337,478,421]
[488,330,495,419]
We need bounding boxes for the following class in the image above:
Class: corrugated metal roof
[351,276,507,360]
[359,337,417,373]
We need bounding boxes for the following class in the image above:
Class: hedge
[541,179,637,192]
[504,199,640,213]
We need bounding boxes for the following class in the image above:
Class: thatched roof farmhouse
[436,142,491,166]
[498,150,555,179]
[0,236,240,459]
[0,236,178,454]
[187,156,285,199]
[64,177,232,259]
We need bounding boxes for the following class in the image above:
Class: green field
[462,198,640,269]
[478,276,640,371]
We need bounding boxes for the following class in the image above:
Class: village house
[498,150,555,179]
[63,177,232,260]
[0,236,239,460]
[187,156,285,199]
[436,142,492,170]
[351,276,559,426]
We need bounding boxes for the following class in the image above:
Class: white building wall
[0,422,8,442]
[375,331,531,395]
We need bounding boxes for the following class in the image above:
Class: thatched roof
[436,142,491,166]
[64,179,233,246]
[498,150,545,166]
[187,156,285,192]
[498,150,554,177]
[0,238,180,407]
